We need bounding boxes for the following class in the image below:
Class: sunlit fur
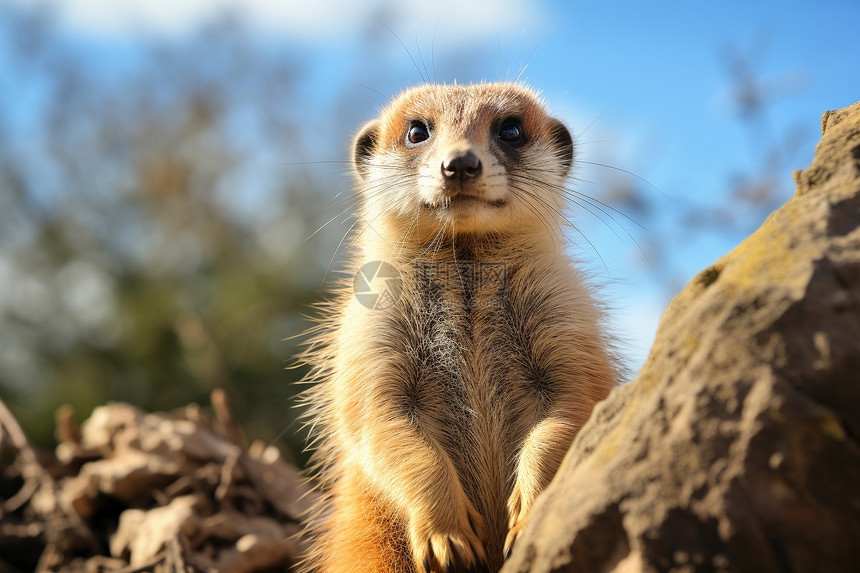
[297,83,616,573]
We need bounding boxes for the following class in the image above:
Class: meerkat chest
[395,257,578,404]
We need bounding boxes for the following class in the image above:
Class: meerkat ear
[353,120,380,180]
[547,118,573,174]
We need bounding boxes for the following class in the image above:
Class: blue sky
[3,0,858,371]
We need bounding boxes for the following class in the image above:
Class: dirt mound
[0,390,315,572]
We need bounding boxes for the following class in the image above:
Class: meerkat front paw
[503,479,536,559]
[408,500,488,573]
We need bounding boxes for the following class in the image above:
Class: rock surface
[502,101,860,573]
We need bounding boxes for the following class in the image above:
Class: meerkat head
[352,83,573,239]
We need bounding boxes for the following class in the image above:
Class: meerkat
[298,82,616,573]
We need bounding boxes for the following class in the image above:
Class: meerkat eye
[407,121,430,145]
[498,118,524,144]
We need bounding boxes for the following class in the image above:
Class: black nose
[442,151,482,180]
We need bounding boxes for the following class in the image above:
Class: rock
[502,101,860,573]
[110,494,200,566]
[79,449,185,502]
[0,395,316,572]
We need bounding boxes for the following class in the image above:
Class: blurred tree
[0,6,338,465]
[681,39,809,236]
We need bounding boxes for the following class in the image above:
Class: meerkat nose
[442,150,482,181]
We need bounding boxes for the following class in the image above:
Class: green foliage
[0,9,339,466]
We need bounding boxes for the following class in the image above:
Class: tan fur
[298,83,616,572]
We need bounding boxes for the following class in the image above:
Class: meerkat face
[353,83,573,237]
